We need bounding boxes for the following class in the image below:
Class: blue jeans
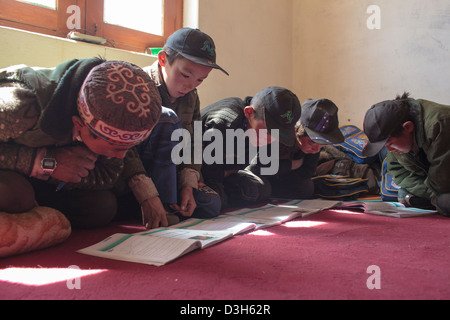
[139,107,221,219]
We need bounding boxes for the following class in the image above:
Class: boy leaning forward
[131,28,229,227]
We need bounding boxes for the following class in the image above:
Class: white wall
[292,0,450,127]
[194,0,295,107]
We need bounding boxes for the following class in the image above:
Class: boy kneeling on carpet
[247,98,345,200]
[363,92,450,216]
[127,28,228,227]
[0,59,162,257]
[200,86,301,209]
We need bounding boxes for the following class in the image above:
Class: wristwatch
[41,148,57,176]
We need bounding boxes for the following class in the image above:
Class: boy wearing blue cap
[133,28,229,227]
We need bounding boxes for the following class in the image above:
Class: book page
[334,200,437,217]
[166,215,256,235]
[224,203,306,228]
[136,228,234,248]
[360,201,406,211]
[362,202,437,217]
[279,199,342,211]
[77,233,201,266]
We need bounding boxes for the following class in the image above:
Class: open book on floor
[77,228,234,266]
[225,199,342,228]
[267,198,437,218]
[77,200,336,266]
[77,215,261,266]
[79,198,429,266]
[331,200,437,218]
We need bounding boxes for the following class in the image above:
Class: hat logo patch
[280,110,294,124]
[201,41,215,57]
[314,113,330,133]
[105,63,152,118]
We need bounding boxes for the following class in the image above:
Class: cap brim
[264,109,296,147]
[362,139,387,157]
[177,52,229,76]
[304,127,345,145]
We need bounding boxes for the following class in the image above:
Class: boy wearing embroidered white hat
[0,58,162,231]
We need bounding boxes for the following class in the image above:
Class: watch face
[42,158,57,170]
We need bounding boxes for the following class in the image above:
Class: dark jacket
[200,97,252,182]
[248,140,319,179]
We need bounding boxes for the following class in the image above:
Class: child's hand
[171,186,196,217]
[141,197,169,229]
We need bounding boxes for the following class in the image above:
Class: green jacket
[0,58,146,191]
[387,98,450,199]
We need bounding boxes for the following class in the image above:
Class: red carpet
[0,209,449,301]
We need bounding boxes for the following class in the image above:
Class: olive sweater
[387,98,450,199]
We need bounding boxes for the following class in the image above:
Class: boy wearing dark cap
[0,59,162,255]
[248,98,345,199]
[201,86,301,208]
[139,28,228,225]
[363,92,450,216]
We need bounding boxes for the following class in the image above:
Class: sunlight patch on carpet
[0,266,107,286]
[283,221,328,228]
[249,230,276,236]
